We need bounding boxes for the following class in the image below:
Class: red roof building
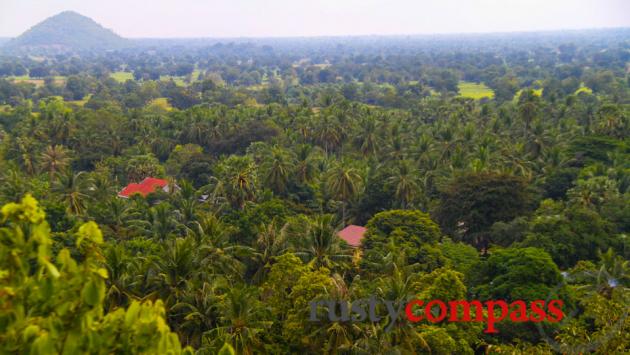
[337,225,367,248]
[118,177,170,198]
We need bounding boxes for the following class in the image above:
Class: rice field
[457,81,495,100]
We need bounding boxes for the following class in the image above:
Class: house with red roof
[337,225,367,248]
[117,177,172,198]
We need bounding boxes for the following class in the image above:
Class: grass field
[8,75,66,87]
[148,97,173,111]
[110,71,134,83]
[457,81,495,99]
[160,75,187,86]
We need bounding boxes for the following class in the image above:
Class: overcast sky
[1,0,629,38]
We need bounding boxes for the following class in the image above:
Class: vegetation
[4,11,127,52]
[0,16,629,354]
[457,81,495,100]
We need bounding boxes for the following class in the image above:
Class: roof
[118,177,169,198]
[337,225,367,247]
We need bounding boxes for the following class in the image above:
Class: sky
[1,0,629,38]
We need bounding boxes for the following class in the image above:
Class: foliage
[0,195,191,354]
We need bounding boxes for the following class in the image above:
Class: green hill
[4,11,127,52]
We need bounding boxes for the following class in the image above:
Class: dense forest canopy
[0,14,629,354]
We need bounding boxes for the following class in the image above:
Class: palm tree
[149,236,200,306]
[40,145,71,181]
[187,214,248,279]
[99,197,133,238]
[578,248,630,299]
[129,202,183,240]
[103,243,139,310]
[173,180,199,228]
[171,280,223,348]
[518,89,540,138]
[208,286,271,355]
[294,144,320,184]
[219,156,258,209]
[0,168,31,201]
[294,214,352,270]
[316,116,343,155]
[15,136,37,175]
[386,160,420,209]
[261,146,294,195]
[356,117,379,156]
[53,171,92,216]
[326,163,363,224]
[251,220,288,284]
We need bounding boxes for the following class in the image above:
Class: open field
[457,81,495,99]
[148,97,173,111]
[160,75,187,86]
[8,75,66,87]
[110,71,134,82]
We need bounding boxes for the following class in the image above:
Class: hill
[3,11,127,52]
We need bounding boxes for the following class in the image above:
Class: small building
[337,225,367,248]
[117,177,171,198]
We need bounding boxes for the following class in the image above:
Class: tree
[53,170,92,216]
[326,163,363,224]
[361,210,444,272]
[0,195,192,354]
[519,199,618,268]
[471,247,562,301]
[435,172,534,250]
[39,144,71,180]
[208,286,270,355]
[386,160,421,208]
[518,89,541,138]
[216,155,258,210]
[261,146,295,195]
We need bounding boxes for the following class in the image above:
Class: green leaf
[218,343,236,355]
[44,261,60,278]
[82,279,103,306]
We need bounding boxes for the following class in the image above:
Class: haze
[1,0,629,38]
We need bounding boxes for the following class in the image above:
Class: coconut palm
[186,214,248,279]
[251,220,289,284]
[294,214,352,270]
[326,163,363,224]
[207,286,271,355]
[39,145,71,181]
[386,160,421,209]
[219,156,258,209]
[294,144,320,184]
[261,146,294,195]
[53,170,92,216]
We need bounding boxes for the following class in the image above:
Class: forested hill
[3,11,127,53]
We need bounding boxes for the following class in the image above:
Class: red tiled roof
[118,177,168,198]
[337,225,367,247]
